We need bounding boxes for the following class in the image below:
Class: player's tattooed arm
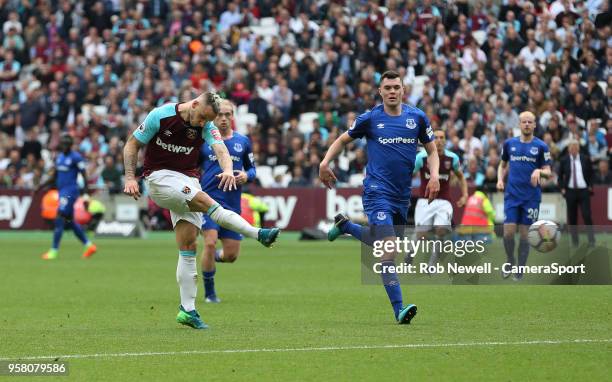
[123,135,143,199]
[212,143,237,192]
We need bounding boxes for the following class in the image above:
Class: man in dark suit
[558,139,596,247]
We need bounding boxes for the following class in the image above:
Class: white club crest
[377,212,387,220]
[530,147,538,155]
[406,118,417,129]
[234,143,243,152]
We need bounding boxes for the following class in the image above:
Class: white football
[527,220,561,253]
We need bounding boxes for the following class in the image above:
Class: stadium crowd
[0,0,610,193]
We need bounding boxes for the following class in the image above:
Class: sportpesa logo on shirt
[378,137,417,145]
[510,155,537,163]
[208,154,242,162]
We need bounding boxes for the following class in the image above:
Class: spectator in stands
[348,148,367,176]
[288,166,308,187]
[482,166,498,193]
[459,122,483,160]
[0,0,608,193]
[20,128,42,161]
[465,156,485,187]
[101,155,122,195]
[0,50,20,90]
[593,159,612,185]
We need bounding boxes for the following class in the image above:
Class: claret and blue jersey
[348,103,433,227]
[55,151,85,217]
[501,136,551,225]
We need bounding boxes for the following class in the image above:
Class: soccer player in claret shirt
[36,134,97,260]
[413,128,468,266]
[497,111,551,281]
[319,70,440,324]
[199,100,256,303]
[123,92,279,329]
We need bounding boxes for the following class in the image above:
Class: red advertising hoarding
[1,187,610,230]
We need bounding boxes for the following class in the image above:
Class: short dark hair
[380,70,401,83]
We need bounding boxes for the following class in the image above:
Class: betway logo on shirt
[155,137,194,155]
[378,137,417,145]
[510,155,537,163]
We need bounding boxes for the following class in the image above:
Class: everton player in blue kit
[200,100,256,303]
[319,71,440,324]
[497,111,551,281]
[37,134,97,260]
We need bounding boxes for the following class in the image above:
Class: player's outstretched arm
[212,142,237,192]
[123,135,143,200]
[319,132,354,189]
[497,160,507,191]
[423,141,440,202]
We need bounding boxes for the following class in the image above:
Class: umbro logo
[164,130,172,137]
[377,123,385,129]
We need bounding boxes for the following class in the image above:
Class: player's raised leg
[328,213,376,245]
[188,191,279,247]
[175,220,207,329]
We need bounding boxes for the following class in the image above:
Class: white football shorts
[145,169,202,228]
[414,198,453,227]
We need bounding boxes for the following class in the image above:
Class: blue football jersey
[55,151,85,191]
[200,133,256,212]
[501,137,551,201]
[348,104,433,202]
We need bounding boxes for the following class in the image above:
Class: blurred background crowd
[0,0,611,193]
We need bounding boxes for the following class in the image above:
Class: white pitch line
[1,339,610,361]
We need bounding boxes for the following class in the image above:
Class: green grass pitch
[0,231,610,381]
